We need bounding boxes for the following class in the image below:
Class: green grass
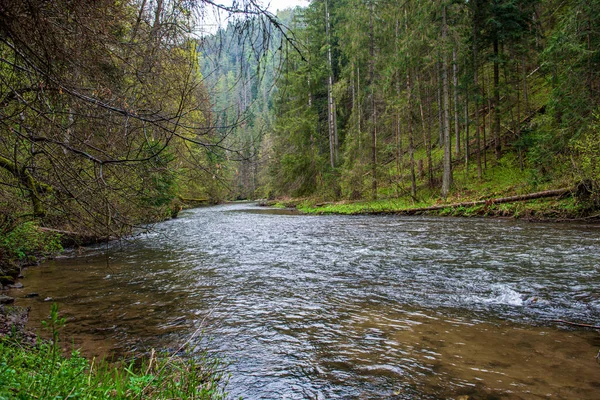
[299,198,430,215]
[0,305,229,400]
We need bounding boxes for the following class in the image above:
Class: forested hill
[255,0,600,213]
[198,7,295,200]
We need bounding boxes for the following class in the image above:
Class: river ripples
[11,203,600,399]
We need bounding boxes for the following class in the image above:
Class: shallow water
[10,203,600,399]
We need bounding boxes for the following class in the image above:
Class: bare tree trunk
[493,37,501,161]
[423,77,434,187]
[407,69,417,199]
[441,5,452,198]
[437,62,444,147]
[453,46,460,156]
[473,23,482,179]
[369,1,377,199]
[357,64,362,152]
[395,18,402,196]
[326,0,337,168]
[481,71,488,171]
[464,83,469,171]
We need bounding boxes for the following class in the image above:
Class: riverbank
[0,196,212,289]
[264,185,599,222]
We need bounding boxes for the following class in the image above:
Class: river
[9,203,600,399]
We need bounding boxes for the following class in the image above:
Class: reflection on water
[9,203,600,399]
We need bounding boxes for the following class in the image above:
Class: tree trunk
[493,37,501,161]
[395,18,402,195]
[399,188,571,215]
[369,1,377,199]
[325,0,337,168]
[437,62,444,147]
[407,69,417,199]
[423,76,435,187]
[473,12,482,179]
[453,46,460,156]
[464,81,469,171]
[441,5,452,198]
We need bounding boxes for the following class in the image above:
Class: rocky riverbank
[0,304,36,346]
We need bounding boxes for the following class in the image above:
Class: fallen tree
[397,188,572,215]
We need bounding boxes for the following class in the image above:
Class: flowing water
[9,203,600,399]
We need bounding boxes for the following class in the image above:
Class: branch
[0,155,51,217]
[552,320,600,330]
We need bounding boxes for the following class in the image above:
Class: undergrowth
[0,221,62,262]
[0,304,229,400]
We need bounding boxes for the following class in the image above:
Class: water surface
[11,203,600,399]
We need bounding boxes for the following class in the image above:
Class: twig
[552,319,600,330]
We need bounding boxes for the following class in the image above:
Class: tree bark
[441,5,452,198]
[493,37,501,161]
[407,69,417,199]
[473,11,482,179]
[325,0,338,168]
[369,1,377,199]
[453,46,460,156]
[0,156,51,217]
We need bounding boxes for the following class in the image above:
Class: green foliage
[0,306,229,400]
[257,0,600,207]
[571,114,600,202]
[0,221,62,261]
[299,198,427,215]
[140,143,179,208]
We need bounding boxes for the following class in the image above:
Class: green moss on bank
[297,191,596,221]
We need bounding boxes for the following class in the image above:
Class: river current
[10,203,600,399]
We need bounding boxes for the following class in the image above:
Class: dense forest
[252,0,600,209]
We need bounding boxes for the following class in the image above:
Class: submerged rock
[7,282,23,289]
[0,295,14,305]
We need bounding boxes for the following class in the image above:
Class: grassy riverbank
[0,305,228,400]
[296,195,593,220]
[268,174,598,221]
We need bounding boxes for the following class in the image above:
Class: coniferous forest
[250,0,600,210]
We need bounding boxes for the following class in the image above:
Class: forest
[251,0,600,211]
[0,0,282,274]
[1,0,599,269]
